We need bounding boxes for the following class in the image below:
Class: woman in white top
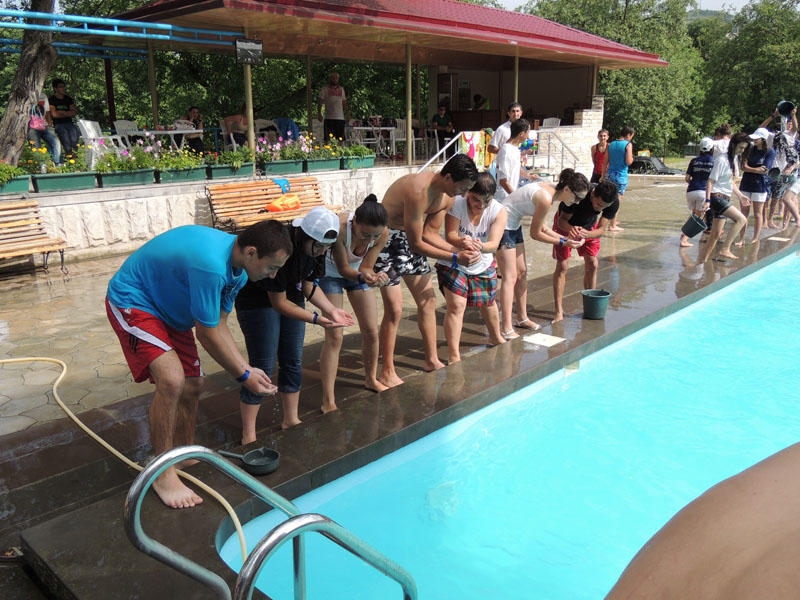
[495,169,588,339]
[494,118,532,203]
[435,173,507,363]
[700,132,750,263]
[318,195,390,412]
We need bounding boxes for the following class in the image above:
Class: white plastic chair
[219,118,238,151]
[393,118,427,161]
[78,119,125,168]
[541,117,561,128]
[113,119,140,148]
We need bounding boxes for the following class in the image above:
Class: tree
[0,0,58,165]
[521,0,705,152]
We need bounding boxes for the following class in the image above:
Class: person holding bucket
[551,181,619,323]
[736,128,776,245]
[698,132,751,263]
[681,137,715,247]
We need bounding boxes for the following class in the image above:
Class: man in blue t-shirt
[106,221,292,508]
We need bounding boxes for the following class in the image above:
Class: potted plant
[0,160,29,195]
[31,148,96,193]
[155,147,206,183]
[305,134,341,172]
[340,142,376,170]
[207,146,255,179]
[94,140,156,187]
[255,134,306,175]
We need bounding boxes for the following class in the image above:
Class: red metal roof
[118,0,667,68]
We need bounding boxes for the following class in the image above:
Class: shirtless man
[374,154,481,386]
[608,441,800,599]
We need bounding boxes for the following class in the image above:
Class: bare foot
[608,226,625,233]
[152,468,203,509]
[321,401,337,414]
[378,372,404,388]
[551,313,564,324]
[364,379,389,393]
[766,221,778,228]
[718,250,738,259]
[680,240,693,247]
[422,359,446,372]
[281,418,302,430]
[448,356,461,364]
[488,335,506,346]
[177,459,200,469]
[734,240,745,248]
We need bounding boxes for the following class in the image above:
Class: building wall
[29,165,424,267]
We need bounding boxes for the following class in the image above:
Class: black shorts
[709,193,732,219]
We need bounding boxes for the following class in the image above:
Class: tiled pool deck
[1,176,799,598]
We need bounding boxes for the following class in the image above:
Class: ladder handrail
[123,445,307,600]
[536,129,580,172]
[235,513,418,600]
[417,132,461,173]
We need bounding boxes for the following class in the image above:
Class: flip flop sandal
[513,318,541,331]
[1,547,24,563]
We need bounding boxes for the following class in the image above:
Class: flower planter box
[207,162,255,179]
[32,171,97,193]
[0,175,31,195]
[97,168,155,188]
[156,166,208,184]
[341,155,376,170]
[304,158,340,172]
[258,159,304,176]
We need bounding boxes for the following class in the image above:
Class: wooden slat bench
[206,176,341,232]
[0,199,68,273]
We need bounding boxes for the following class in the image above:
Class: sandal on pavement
[513,318,541,331]
[501,330,520,340]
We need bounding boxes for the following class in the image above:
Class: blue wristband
[357,272,364,284]
[313,312,319,325]
[559,237,566,247]
[452,252,458,269]
[235,369,250,382]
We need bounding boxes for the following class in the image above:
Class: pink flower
[156,141,162,147]
[99,139,105,145]
[122,150,129,156]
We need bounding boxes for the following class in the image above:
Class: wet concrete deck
[2,175,799,598]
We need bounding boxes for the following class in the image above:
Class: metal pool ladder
[123,445,417,600]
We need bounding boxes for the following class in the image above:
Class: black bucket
[681,214,708,238]
[581,289,611,319]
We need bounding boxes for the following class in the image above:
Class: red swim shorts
[105,297,202,383]
[551,214,601,261]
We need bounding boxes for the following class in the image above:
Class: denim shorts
[499,226,524,249]
[709,193,732,219]
[318,275,368,295]
[236,304,306,403]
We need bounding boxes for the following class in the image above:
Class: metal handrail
[418,132,461,173]
[123,445,307,600]
[535,129,580,173]
[235,513,418,600]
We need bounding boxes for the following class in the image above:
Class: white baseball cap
[698,137,714,152]
[292,206,339,243]
[749,127,771,141]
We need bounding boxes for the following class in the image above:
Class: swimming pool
[220,253,800,599]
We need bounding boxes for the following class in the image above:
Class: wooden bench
[206,176,340,232]
[0,198,68,273]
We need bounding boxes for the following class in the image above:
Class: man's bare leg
[583,255,599,290]
[552,259,569,323]
[378,284,405,387]
[148,351,203,509]
[404,273,445,372]
[174,376,203,468]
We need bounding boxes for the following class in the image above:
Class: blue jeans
[28,127,62,164]
[236,305,306,404]
[54,122,80,152]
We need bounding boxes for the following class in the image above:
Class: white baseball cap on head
[293,206,339,243]
[749,127,771,141]
[698,137,714,152]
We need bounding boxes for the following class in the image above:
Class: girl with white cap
[680,137,715,247]
[737,128,776,245]
[235,207,355,440]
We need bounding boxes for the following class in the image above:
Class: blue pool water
[221,253,800,599]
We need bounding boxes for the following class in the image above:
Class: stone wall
[29,164,425,267]
[532,95,605,178]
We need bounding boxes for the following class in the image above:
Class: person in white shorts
[736,128,776,245]
[681,137,715,247]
